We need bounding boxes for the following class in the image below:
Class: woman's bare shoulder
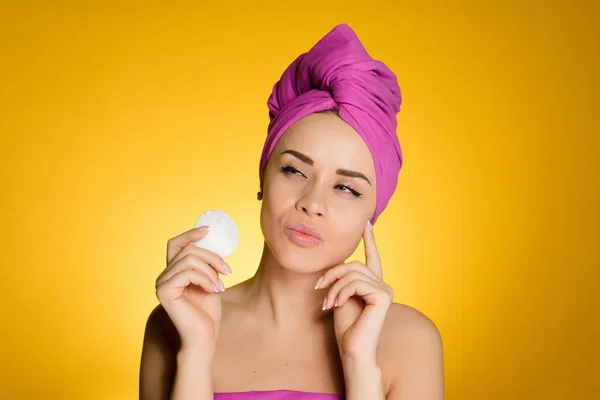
[378,303,444,394]
[382,303,441,336]
[379,302,442,354]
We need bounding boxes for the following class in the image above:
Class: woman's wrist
[177,344,214,369]
[171,346,214,400]
[342,357,385,400]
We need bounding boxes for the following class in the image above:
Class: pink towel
[214,389,342,399]
[258,24,403,224]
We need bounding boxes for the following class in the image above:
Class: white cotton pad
[192,210,239,258]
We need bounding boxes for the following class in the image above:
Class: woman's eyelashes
[279,165,363,197]
[335,184,362,197]
[280,165,304,177]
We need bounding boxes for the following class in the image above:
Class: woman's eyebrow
[281,149,371,186]
[336,168,371,185]
[281,149,314,165]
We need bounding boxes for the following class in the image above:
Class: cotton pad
[192,210,239,258]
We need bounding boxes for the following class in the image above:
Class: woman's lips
[284,227,323,247]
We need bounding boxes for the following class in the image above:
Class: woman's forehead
[276,113,374,166]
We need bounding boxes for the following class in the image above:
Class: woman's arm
[139,305,214,400]
[170,346,214,400]
[319,223,443,399]
[342,357,386,400]
[321,224,444,399]
[342,304,444,400]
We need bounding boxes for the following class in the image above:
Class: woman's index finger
[166,226,210,265]
[363,220,383,278]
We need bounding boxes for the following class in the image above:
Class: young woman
[140,24,444,400]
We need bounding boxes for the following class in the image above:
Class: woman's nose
[296,184,326,218]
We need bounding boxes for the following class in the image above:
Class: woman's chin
[272,247,335,274]
[263,229,348,274]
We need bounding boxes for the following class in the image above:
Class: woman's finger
[155,254,223,291]
[315,260,378,290]
[331,279,393,310]
[165,226,210,266]
[155,268,220,304]
[162,241,231,279]
[363,221,383,279]
[322,271,381,310]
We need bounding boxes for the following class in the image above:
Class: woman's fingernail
[367,220,373,231]
[334,297,339,307]
[314,276,323,290]
[212,282,220,293]
[219,279,225,292]
[196,225,210,231]
[223,262,232,275]
[322,297,327,311]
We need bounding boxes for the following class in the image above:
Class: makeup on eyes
[279,164,363,197]
[280,149,372,185]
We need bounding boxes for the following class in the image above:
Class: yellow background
[1,1,598,399]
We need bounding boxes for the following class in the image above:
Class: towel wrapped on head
[258,24,403,225]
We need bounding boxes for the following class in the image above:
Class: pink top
[214,390,343,399]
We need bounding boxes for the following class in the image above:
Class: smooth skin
[139,112,444,400]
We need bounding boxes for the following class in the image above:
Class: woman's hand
[315,221,394,363]
[155,226,231,352]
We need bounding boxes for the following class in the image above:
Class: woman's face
[260,112,377,274]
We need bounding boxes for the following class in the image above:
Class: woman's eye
[280,165,304,176]
[280,166,362,197]
[336,184,362,197]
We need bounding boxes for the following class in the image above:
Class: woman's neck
[242,242,331,333]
